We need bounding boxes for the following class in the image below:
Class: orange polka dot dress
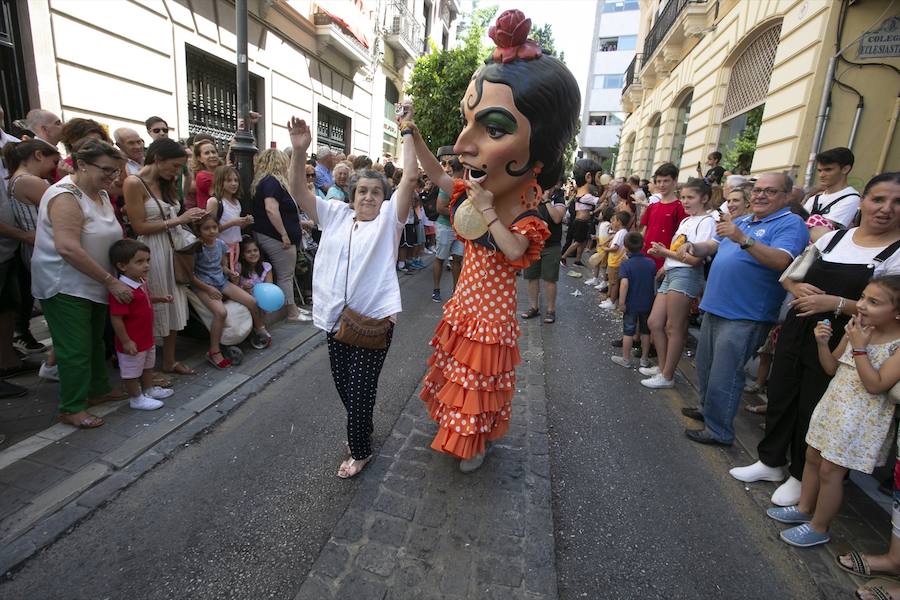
[420,181,549,459]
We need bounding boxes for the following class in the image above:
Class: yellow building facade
[615,0,900,189]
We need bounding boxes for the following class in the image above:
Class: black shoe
[685,428,731,446]
[573,260,585,266]
[0,358,41,379]
[13,333,47,355]
[681,407,704,422]
[0,379,27,398]
[431,290,442,303]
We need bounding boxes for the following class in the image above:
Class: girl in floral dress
[766,276,900,547]
[414,9,581,472]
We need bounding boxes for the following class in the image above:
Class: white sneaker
[599,299,615,310]
[570,289,583,297]
[595,281,608,291]
[610,355,633,368]
[144,386,174,400]
[39,361,59,381]
[640,374,674,389]
[584,277,599,286]
[729,460,785,483]
[638,365,660,377]
[771,476,802,506]
[129,395,164,411]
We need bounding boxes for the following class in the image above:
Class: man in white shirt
[114,127,145,175]
[802,147,860,241]
[628,175,647,206]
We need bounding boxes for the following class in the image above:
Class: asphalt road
[0,267,445,600]
[3,261,819,599]
[543,271,820,600]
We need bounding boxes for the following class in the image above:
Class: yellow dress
[806,339,900,473]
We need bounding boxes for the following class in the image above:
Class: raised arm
[287,117,317,223]
[393,127,418,223]
[409,127,454,195]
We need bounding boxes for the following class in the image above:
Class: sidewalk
[0,314,322,575]
[671,337,891,597]
[294,299,557,600]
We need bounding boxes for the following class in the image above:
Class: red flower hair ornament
[488,9,543,63]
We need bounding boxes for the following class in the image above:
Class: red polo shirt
[108,276,154,353]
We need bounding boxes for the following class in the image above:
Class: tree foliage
[406,6,496,150]
[722,105,763,175]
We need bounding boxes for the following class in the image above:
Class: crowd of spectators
[0,104,410,433]
[550,148,900,597]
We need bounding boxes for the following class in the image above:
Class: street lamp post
[232,0,258,213]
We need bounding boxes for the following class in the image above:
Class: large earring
[520,179,542,210]
[520,166,543,210]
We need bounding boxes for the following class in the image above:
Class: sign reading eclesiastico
[858,17,900,59]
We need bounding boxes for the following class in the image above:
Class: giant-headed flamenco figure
[415,9,580,472]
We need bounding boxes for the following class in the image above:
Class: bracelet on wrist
[486,216,499,228]
[400,128,414,137]
[479,206,496,215]
[834,297,846,317]
[851,348,869,357]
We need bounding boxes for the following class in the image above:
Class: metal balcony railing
[643,0,704,61]
[622,53,643,94]
[387,0,422,56]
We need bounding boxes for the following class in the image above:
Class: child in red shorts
[108,239,174,410]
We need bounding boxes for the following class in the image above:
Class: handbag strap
[342,218,356,309]
[139,177,177,251]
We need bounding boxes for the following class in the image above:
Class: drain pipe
[848,96,864,151]
[805,55,837,188]
[875,95,900,174]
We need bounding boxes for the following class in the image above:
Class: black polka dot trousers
[326,325,394,460]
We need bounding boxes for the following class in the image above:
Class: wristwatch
[739,237,755,250]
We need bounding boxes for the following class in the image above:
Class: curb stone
[0,326,324,577]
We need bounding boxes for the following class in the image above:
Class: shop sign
[384,119,399,138]
[858,17,900,59]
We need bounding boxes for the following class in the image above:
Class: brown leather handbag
[333,221,392,349]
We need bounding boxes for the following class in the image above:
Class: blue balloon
[252,282,285,312]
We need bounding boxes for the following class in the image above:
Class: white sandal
[337,455,371,479]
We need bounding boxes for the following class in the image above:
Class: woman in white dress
[123,138,205,377]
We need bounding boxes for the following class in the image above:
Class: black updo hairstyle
[466,11,581,190]
[572,158,602,187]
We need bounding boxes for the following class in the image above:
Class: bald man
[24,109,63,146]
[114,127,145,174]
[675,172,809,447]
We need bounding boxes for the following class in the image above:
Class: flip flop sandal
[152,374,173,388]
[206,352,232,370]
[520,307,540,319]
[744,403,767,414]
[543,311,556,324]
[337,456,371,479]
[857,580,898,600]
[59,413,104,429]
[838,551,899,579]
[162,362,196,375]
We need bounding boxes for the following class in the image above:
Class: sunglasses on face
[439,160,454,167]
[306,173,315,178]
[150,128,169,134]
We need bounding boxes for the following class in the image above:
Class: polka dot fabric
[421,214,548,459]
[327,327,394,460]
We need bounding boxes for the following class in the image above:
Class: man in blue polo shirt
[678,172,808,446]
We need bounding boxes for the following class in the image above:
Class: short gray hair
[318,147,334,159]
[348,169,390,205]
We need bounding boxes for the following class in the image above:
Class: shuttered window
[722,24,782,121]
